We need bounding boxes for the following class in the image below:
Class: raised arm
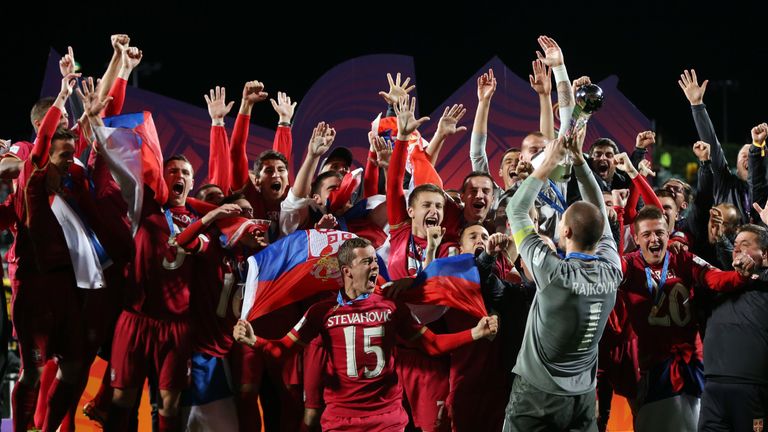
[97,35,128,106]
[32,73,79,167]
[293,122,335,199]
[529,60,554,139]
[414,316,498,355]
[387,95,430,227]
[270,91,297,164]
[426,103,467,164]
[616,152,662,222]
[536,35,572,137]
[750,123,768,214]
[364,132,391,198]
[231,80,269,190]
[104,44,142,117]
[631,131,656,168]
[204,86,235,192]
[678,69,730,176]
[470,69,497,172]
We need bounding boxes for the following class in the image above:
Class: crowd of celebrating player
[1,33,766,432]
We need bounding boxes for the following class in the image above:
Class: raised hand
[242,80,269,107]
[60,72,81,100]
[529,60,551,96]
[709,208,725,240]
[204,86,235,122]
[435,104,468,138]
[59,46,76,77]
[571,76,591,96]
[308,122,336,157]
[314,213,338,229]
[636,131,656,149]
[638,159,656,177]
[368,132,392,169]
[478,68,497,102]
[76,76,112,118]
[122,46,143,71]
[611,188,629,209]
[678,69,708,105]
[270,91,297,124]
[426,226,446,251]
[393,95,430,140]
[111,34,130,53]
[472,315,499,341]
[692,141,711,161]
[487,233,510,257]
[752,198,768,225]
[378,72,415,106]
[536,35,564,67]
[516,160,534,181]
[751,123,768,144]
[613,152,639,178]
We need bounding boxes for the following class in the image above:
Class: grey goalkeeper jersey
[506,162,623,395]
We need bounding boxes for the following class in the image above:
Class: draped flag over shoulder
[397,253,487,320]
[241,229,359,321]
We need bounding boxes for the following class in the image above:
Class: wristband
[552,65,569,83]
[278,121,292,127]
[753,140,766,157]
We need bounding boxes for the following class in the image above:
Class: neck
[412,224,426,239]
[166,198,186,208]
[566,244,595,257]
[344,284,367,300]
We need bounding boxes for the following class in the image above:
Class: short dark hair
[164,154,191,168]
[311,171,343,196]
[459,222,487,242]
[655,189,678,209]
[662,178,693,205]
[589,138,619,155]
[337,237,372,268]
[30,97,55,128]
[52,127,77,142]
[461,171,496,193]
[255,150,288,173]
[634,205,666,231]
[219,192,247,205]
[737,224,768,252]
[565,201,604,250]
[502,148,521,158]
[408,183,445,208]
[196,183,221,197]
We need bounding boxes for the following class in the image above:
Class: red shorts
[321,405,408,432]
[303,335,328,409]
[12,272,83,369]
[395,348,450,432]
[228,342,263,391]
[110,310,192,391]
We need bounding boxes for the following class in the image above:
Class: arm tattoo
[557,81,574,107]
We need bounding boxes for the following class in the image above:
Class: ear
[311,193,323,206]
[341,265,352,278]
[407,206,415,219]
[563,225,573,240]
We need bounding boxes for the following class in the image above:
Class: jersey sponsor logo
[569,281,618,296]
[172,213,193,226]
[327,309,393,328]
[9,144,19,154]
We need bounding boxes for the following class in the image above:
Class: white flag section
[50,195,109,289]
[240,256,260,321]
[94,126,144,236]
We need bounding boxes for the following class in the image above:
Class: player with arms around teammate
[234,237,498,431]
[503,132,623,432]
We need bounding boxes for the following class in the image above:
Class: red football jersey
[289,293,424,417]
[620,250,744,370]
[130,193,202,319]
[387,222,458,280]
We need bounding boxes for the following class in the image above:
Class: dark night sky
[3,5,766,151]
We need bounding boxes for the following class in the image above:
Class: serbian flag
[101,112,167,203]
[396,254,487,321]
[241,229,359,321]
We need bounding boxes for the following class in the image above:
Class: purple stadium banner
[42,50,650,190]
